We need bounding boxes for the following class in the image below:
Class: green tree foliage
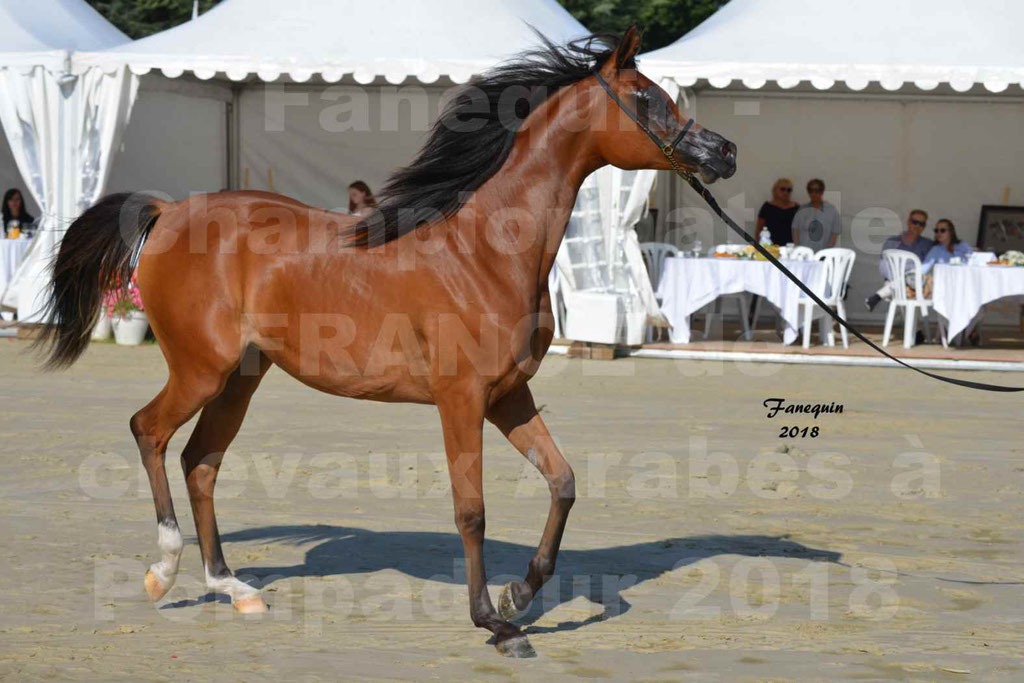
[558,0,728,51]
[87,0,220,39]
[87,0,725,48]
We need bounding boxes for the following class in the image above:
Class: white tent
[74,0,590,207]
[76,0,586,84]
[0,0,135,321]
[639,0,1024,325]
[72,0,659,344]
[641,0,1024,92]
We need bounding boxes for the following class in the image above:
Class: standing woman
[2,188,34,237]
[348,180,377,217]
[756,178,799,246]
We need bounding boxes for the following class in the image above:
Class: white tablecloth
[932,263,1024,343]
[657,257,827,344]
[0,238,30,293]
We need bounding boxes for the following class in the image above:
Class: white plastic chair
[789,246,815,261]
[881,250,946,348]
[640,242,678,342]
[702,244,752,341]
[751,245,818,332]
[799,248,856,349]
[639,242,678,290]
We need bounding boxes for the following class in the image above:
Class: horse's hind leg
[486,384,575,621]
[179,347,272,613]
[132,369,232,602]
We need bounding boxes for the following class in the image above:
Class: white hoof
[144,568,174,602]
[233,594,269,614]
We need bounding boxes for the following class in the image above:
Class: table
[932,263,1024,344]
[0,237,30,291]
[657,257,827,344]
[0,238,31,321]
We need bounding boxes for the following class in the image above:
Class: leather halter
[593,70,1021,392]
[594,71,694,176]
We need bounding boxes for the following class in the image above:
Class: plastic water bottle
[759,226,772,246]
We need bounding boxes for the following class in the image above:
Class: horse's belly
[262,341,435,404]
[247,302,436,404]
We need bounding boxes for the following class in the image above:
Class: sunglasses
[808,187,823,194]
[909,219,926,227]
[934,228,949,234]
[779,187,793,192]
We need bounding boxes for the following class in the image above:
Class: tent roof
[77,0,588,84]
[0,0,129,70]
[639,0,1024,93]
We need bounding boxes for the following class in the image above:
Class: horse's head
[588,26,737,183]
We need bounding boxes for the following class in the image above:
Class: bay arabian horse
[37,27,736,657]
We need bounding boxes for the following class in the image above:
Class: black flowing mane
[347,31,631,247]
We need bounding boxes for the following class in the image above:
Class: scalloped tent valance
[74,0,588,84]
[639,0,1024,94]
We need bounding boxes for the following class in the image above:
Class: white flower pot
[112,311,149,346]
[90,313,113,341]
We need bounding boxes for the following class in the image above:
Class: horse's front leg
[436,390,536,658]
[486,384,575,622]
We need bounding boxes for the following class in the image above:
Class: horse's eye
[636,90,652,122]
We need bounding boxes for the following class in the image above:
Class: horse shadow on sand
[203,524,841,633]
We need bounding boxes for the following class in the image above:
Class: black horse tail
[33,193,162,370]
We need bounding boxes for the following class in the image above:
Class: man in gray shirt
[865,209,934,311]
[792,178,841,251]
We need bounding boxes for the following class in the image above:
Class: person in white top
[348,180,377,217]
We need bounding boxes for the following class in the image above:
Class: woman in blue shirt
[921,219,971,275]
[915,218,971,299]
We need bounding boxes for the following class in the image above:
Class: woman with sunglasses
[921,219,971,276]
[756,178,799,246]
[901,219,970,301]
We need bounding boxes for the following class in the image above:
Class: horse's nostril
[722,141,736,158]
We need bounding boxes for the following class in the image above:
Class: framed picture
[977,205,1024,253]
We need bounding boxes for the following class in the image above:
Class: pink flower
[102,269,145,319]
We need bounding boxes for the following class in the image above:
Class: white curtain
[553,167,661,344]
[552,78,681,344]
[0,63,138,319]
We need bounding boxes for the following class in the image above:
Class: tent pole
[225,93,233,189]
[226,84,242,190]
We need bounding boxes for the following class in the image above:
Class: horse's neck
[467,97,604,291]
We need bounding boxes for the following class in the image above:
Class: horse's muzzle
[689,129,737,183]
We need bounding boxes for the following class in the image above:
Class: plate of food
[994,250,1024,266]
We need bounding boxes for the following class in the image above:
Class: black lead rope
[594,72,1022,392]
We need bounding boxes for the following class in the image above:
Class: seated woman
[916,218,971,299]
[3,188,34,237]
[922,219,970,274]
[756,177,799,246]
[348,180,377,217]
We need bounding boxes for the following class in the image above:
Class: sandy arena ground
[0,338,1022,680]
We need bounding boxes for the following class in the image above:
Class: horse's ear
[614,24,644,70]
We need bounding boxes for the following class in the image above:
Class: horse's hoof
[232,594,269,614]
[497,582,526,621]
[144,569,172,602]
[495,634,537,658]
